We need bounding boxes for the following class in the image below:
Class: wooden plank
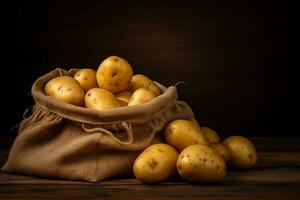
[0,166,299,186]
[0,184,299,200]
[1,137,299,199]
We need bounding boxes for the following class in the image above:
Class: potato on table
[223,136,257,169]
[133,143,179,183]
[74,68,98,92]
[44,76,84,106]
[201,127,220,143]
[190,117,201,128]
[177,144,227,183]
[210,143,231,163]
[96,56,133,93]
[128,74,161,96]
[128,88,155,106]
[164,119,209,152]
[85,88,121,111]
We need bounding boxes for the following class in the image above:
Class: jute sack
[2,68,194,182]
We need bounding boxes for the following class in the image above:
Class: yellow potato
[223,136,257,169]
[201,127,220,143]
[115,91,132,106]
[96,56,133,93]
[84,88,121,111]
[133,143,179,183]
[164,119,209,152]
[128,88,156,106]
[190,117,201,129]
[177,144,227,183]
[74,68,98,92]
[128,74,161,96]
[210,143,231,163]
[44,76,84,106]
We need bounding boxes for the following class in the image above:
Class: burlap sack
[2,68,194,182]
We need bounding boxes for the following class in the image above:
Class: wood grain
[0,137,299,199]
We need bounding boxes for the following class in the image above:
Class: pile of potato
[44,56,257,184]
[44,56,161,110]
[134,120,257,183]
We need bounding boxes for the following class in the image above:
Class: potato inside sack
[164,119,209,152]
[133,143,179,184]
[74,68,98,92]
[44,76,84,106]
[128,88,156,106]
[177,144,227,183]
[128,74,161,96]
[96,56,133,93]
[223,136,257,169]
[115,91,132,106]
[201,127,220,143]
[85,88,121,111]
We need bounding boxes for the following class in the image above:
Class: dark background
[1,1,290,137]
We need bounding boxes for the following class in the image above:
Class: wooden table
[0,136,299,200]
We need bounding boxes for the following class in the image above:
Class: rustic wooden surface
[0,136,299,200]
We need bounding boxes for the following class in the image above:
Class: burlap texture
[2,68,194,182]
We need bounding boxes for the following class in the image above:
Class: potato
[190,117,201,129]
[201,127,220,143]
[133,143,179,183]
[164,119,209,152]
[223,136,257,169]
[177,144,227,183]
[96,56,133,93]
[44,76,84,106]
[128,74,161,96]
[74,68,98,92]
[85,88,121,111]
[128,88,156,106]
[115,91,132,106]
[210,143,231,163]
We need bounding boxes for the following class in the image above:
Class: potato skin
[164,119,209,152]
[96,56,133,93]
[210,143,231,163]
[177,144,227,183]
[115,91,132,106]
[44,76,84,106]
[128,88,156,106]
[84,88,121,111]
[128,74,161,96]
[190,117,201,129]
[133,143,179,183]
[223,136,257,169]
[201,127,220,143]
[74,68,98,92]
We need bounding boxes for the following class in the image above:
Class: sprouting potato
[44,76,84,106]
[164,119,209,152]
[201,127,220,143]
[177,144,227,183]
[223,136,257,169]
[133,143,179,183]
[84,88,121,111]
[74,68,98,92]
[96,56,133,93]
[115,91,132,106]
[128,74,161,96]
[128,88,156,106]
[210,143,231,163]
